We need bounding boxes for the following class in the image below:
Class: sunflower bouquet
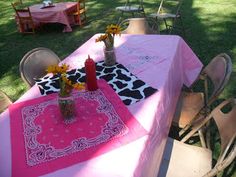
[46,64,85,97]
[96,24,121,65]
[47,64,85,119]
[95,24,121,50]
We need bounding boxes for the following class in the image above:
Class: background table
[0,34,203,177]
[29,2,77,32]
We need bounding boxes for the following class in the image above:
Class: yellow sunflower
[105,24,121,35]
[95,34,108,42]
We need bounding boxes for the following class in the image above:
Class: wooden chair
[119,17,160,34]
[149,0,185,34]
[0,90,12,113]
[173,53,232,146]
[72,0,87,26]
[19,47,61,88]
[11,2,36,34]
[116,0,145,22]
[159,98,236,177]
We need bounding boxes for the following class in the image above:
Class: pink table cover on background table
[29,2,77,32]
[0,34,203,177]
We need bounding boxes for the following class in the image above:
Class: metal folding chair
[149,0,185,35]
[116,0,145,23]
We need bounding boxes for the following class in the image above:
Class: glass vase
[104,47,116,66]
[58,94,76,120]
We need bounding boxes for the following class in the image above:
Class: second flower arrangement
[96,24,121,66]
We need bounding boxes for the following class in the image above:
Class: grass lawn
[0,0,235,176]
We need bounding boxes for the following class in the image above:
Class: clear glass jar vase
[104,47,116,66]
[58,94,76,120]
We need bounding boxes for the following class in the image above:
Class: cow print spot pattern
[35,61,157,105]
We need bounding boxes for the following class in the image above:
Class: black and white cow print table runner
[35,61,157,105]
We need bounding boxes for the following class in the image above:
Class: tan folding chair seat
[149,0,184,34]
[116,0,145,22]
[159,137,212,177]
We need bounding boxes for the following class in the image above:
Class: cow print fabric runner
[35,61,157,105]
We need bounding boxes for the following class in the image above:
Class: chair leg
[132,12,135,17]
[179,123,192,137]
[74,15,82,26]
[198,128,207,148]
[19,22,25,33]
[26,23,30,32]
[180,127,198,143]
[163,19,169,32]
[142,11,146,17]
[179,15,185,36]
[30,22,36,33]
[117,16,123,24]
[117,12,124,24]
[78,16,82,26]
[18,22,35,34]
[168,16,185,36]
[84,13,87,23]
[169,17,177,34]
[205,121,211,149]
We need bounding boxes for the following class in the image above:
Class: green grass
[0,0,236,175]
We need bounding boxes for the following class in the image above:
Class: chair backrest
[19,47,61,87]
[120,18,159,34]
[11,1,22,7]
[202,53,232,106]
[211,99,236,163]
[74,0,86,25]
[125,0,144,10]
[157,0,164,14]
[77,0,86,12]
[157,0,183,15]
[11,2,35,33]
[0,90,12,113]
[183,98,236,177]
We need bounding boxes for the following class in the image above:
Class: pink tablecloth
[0,34,203,177]
[29,2,77,32]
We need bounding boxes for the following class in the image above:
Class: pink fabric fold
[9,79,147,177]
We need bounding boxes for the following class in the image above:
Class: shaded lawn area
[0,0,235,175]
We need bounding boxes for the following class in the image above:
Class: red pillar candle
[85,55,98,91]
